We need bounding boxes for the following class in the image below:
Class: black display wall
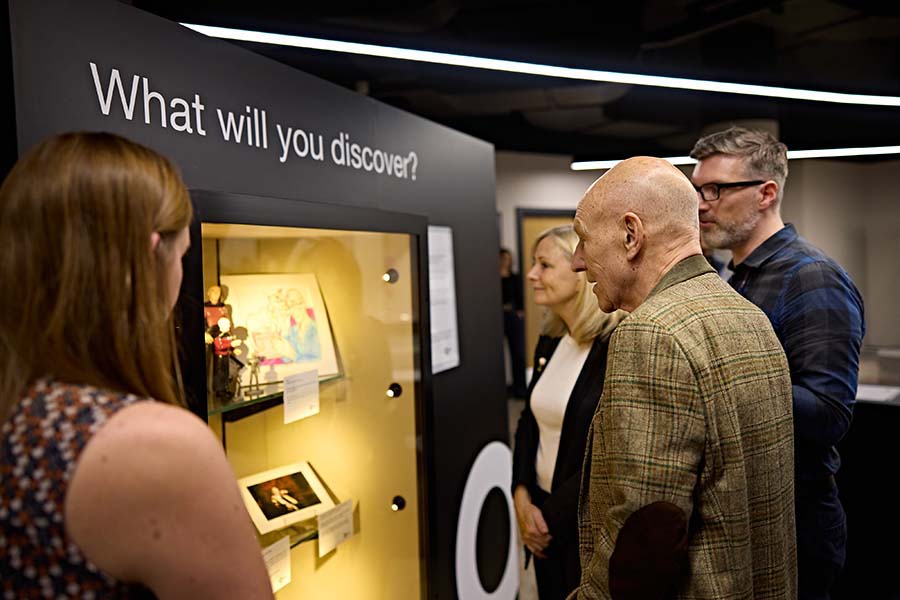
[7,0,511,597]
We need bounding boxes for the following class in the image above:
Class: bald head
[572,157,703,312]
[580,156,699,240]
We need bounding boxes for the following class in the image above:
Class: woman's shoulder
[7,379,158,463]
[84,400,219,459]
[65,399,274,597]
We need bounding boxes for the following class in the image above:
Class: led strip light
[179,23,900,169]
[571,145,900,171]
[181,23,900,107]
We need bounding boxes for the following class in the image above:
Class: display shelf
[258,520,320,551]
[208,374,343,421]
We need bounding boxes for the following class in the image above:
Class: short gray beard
[701,210,762,250]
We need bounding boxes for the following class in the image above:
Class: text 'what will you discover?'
[89,62,419,181]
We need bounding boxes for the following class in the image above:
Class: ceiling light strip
[571,156,695,170]
[570,145,900,171]
[786,145,900,159]
[181,23,900,108]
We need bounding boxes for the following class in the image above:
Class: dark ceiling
[132,0,900,161]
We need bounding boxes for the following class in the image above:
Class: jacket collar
[647,254,715,300]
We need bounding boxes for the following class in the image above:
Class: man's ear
[622,212,644,260]
[759,181,779,211]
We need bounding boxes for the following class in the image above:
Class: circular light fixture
[386,383,403,398]
[391,495,406,511]
[382,268,399,284]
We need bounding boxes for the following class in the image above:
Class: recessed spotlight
[382,268,399,284]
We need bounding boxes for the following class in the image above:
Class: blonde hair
[0,132,192,419]
[532,225,626,344]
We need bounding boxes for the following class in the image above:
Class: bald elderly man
[569,157,797,600]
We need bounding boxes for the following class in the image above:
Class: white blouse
[530,334,591,492]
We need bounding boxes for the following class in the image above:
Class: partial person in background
[691,127,865,600]
[0,132,273,599]
[512,225,626,600]
[570,156,796,600]
[501,247,528,398]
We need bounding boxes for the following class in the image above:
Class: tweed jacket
[572,255,797,600]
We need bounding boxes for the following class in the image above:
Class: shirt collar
[647,254,715,300]
[730,223,798,270]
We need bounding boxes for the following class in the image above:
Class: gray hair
[690,127,789,201]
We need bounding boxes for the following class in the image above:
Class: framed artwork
[238,461,335,534]
[219,273,339,386]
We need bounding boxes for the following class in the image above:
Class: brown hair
[689,126,789,201]
[532,225,626,344]
[0,132,192,419]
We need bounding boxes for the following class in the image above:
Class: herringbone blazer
[573,255,797,600]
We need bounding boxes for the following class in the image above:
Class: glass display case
[179,191,431,599]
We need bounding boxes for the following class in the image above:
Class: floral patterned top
[0,379,154,599]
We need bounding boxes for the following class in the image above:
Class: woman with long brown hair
[0,132,272,598]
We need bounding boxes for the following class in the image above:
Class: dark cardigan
[511,333,610,552]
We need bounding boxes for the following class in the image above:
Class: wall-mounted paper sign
[317,499,354,558]
[263,535,291,593]
[428,226,460,374]
[283,369,320,424]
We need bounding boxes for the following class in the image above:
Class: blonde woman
[512,224,625,599]
[0,133,272,599]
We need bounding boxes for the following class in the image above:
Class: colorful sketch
[253,286,321,365]
[220,273,339,383]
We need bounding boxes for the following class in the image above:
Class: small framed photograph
[238,461,335,534]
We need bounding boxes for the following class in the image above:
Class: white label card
[427,225,461,374]
[283,369,319,424]
[262,535,291,593]
[317,499,354,558]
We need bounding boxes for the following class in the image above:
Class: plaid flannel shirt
[728,224,864,487]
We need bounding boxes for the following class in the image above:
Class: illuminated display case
[179,191,431,599]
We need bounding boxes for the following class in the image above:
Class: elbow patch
[609,501,689,600]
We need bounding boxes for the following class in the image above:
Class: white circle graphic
[455,441,518,600]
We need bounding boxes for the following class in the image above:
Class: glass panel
[201,222,422,599]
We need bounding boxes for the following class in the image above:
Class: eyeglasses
[693,180,765,201]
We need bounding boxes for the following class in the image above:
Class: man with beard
[690,127,865,600]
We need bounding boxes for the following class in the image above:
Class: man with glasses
[690,127,865,600]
